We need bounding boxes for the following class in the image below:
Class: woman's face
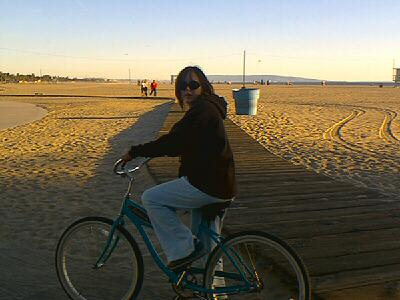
[180,71,202,106]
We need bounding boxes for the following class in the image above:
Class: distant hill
[207,74,321,83]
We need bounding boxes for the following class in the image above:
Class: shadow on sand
[84,100,174,217]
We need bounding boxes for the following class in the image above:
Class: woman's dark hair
[175,66,214,108]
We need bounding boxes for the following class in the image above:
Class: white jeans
[141,176,228,262]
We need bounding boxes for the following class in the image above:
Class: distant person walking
[141,80,148,96]
[140,80,144,95]
[150,80,158,96]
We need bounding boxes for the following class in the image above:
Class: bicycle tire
[203,231,310,300]
[55,216,144,300]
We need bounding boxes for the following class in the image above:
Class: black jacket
[130,94,237,199]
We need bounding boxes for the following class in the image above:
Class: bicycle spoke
[204,233,310,300]
[56,218,144,300]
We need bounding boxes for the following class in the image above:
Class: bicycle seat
[201,200,232,221]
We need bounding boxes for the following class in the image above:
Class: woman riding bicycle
[121,66,237,271]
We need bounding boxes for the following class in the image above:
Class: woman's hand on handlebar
[114,153,150,176]
[114,151,133,175]
[121,151,133,163]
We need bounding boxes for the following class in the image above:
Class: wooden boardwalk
[147,104,400,296]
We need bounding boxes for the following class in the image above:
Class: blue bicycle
[55,159,310,300]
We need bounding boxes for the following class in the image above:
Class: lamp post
[242,50,246,88]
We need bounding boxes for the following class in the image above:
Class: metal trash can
[232,87,260,115]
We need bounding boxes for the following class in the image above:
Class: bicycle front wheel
[55,217,144,300]
[203,231,310,300]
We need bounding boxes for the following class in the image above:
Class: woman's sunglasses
[178,80,200,91]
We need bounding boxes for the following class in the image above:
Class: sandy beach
[0,86,174,299]
[215,85,400,201]
[0,82,399,299]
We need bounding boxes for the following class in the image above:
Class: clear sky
[1,0,399,81]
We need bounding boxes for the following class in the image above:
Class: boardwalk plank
[225,213,400,239]
[147,104,400,294]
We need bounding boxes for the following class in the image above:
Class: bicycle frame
[96,160,261,296]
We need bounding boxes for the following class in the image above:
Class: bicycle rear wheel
[55,217,144,300]
[203,231,310,300]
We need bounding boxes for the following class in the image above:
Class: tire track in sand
[296,101,399,144]
[379,110,399,143]
[323,109,372,153]
[323,109,399,165]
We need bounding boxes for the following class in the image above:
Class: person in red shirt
[150,80,158,96]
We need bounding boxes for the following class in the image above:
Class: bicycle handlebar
[113,157,151,177]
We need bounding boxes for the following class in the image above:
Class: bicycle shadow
[0,100,175,300]
[83,100,173,217]
[82,100,180,299]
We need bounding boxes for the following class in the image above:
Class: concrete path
[0,101,47,130]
